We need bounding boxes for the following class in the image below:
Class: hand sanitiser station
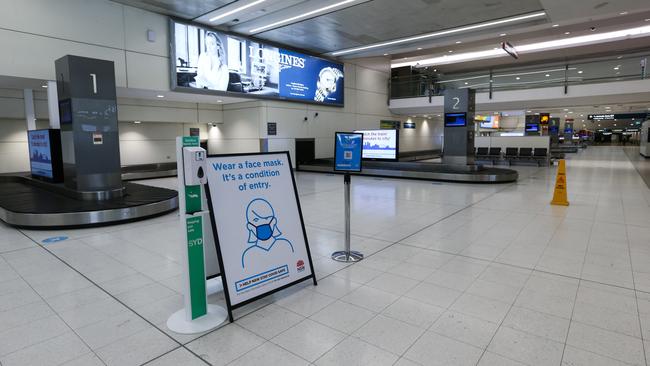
[167,136,227,334]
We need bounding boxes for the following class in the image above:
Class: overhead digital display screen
[171,20,344,106]
[354,129,398,160]
[445,113,467,127]
[476,115,499,129]
[525,124,540,132]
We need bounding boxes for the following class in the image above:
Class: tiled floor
[1,146,649,366]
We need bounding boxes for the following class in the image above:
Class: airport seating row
[475,147,549,166]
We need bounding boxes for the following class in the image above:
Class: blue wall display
[334,132,363,172]
[171,20,344,106]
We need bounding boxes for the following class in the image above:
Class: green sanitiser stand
[167,136,227,334]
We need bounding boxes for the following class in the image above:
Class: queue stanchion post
[331,132,364,263]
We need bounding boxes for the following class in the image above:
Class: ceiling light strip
[249,0,356,33]
[330,11,546,56]
[210,0,266,22]
[393,25,650,68]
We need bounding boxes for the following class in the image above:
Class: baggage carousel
[298,159,518,183]
[0,174,178,228]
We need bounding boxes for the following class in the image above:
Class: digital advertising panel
[28,130,53,178]
[354,129,398,160]
[204,152,316,313]
[27,129,63,182]
[445,113,467,127]
[171,20,344,106]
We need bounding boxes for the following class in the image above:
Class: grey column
[47,81,60,129]
[23,89,36,131]
[55,55,123,194]
[442,89,475,165]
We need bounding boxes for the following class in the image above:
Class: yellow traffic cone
[551,159,569,206]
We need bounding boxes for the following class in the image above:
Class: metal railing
[390,51,649,100]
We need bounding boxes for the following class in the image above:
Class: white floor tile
[310,300,376,334]
[404,331,483,366]
[314,336,398,366]
[236,303,304,339]
[488,326,564,366]
[186,324,265,366]
[353,314,425,355]
[272,319,345,362]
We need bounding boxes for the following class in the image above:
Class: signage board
[334,132,363,172]
[267,122,277,136]
[354,129,399,160]
[540,113,550,125]
[171,20,344,106]
[403,121,416,129]
[27,129,63,182]
[380,120,401,129]
[588,113,648,120]
[204,152,316,314]
[501,41,519,59]
[445,113,467,127]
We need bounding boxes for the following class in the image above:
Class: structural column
[442,89,476,165]
[47,80,60,129]
[55,55,123,194]
[23,89,36,131]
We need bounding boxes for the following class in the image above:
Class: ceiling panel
[251,0,544,53]
[111,0,235,19]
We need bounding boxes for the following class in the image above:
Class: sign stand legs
[332,173,363,262]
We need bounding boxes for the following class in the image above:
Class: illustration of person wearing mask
[314,67,343,102]
[194,32,229,91]
[242,198,294,268]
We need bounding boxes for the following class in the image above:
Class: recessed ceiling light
[527,110,532,112]
[564,31,571,35]
[217,100,223,103]
[209,0,266,22]
[41,85,47,88]
[331,11,546,56]
[545,74,550,77]
[156,95,164,98]
[500,33,507,36]
[577,70,583,74]
[516,77,520,80]
[455,41,462,44]
[250,0,358,33]
[383,53,388,56]
[617,56,623,59]
[448,50,453,53]
[569,111,573,113]
[552,24,559,27]
[134,120,141,124]
[464,82,468,85]
[619,11,628,15]
[417,47,422,50]
[564,108,569,111]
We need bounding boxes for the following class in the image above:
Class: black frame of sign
[203,151,317,322]
[333,131,364,172]
[169,18,345,108]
